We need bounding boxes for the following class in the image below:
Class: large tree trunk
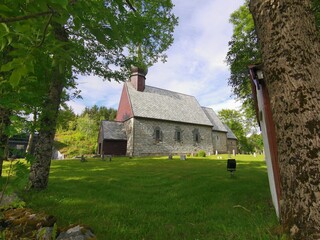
[29,24,69,189]
[29,68,64,189]
[249,0,320,239]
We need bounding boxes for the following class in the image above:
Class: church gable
[115,84,133,122]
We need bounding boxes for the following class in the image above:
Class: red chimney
[130,66,147,91]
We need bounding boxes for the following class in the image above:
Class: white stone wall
[212,131,228,153]
[227,139,238,154]
[131,118,214,156]
[123,119,134,156]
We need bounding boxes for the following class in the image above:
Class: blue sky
[67,0,245,115]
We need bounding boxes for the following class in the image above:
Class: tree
[1,0,178,189]
[80,105,117,127]
[218,109,253,153]
[226,0,320,119]
[247,133,263,153]
[225,1,261,119]
[56,105,76,132]
[76,114,97,140]
[249,0,320,238]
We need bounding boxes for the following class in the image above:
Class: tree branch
[35,12,54,48]
[0,10,54,23]
[125,0,136,12]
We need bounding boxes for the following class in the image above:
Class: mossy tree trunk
[29,24,69,189]
[249,0,320,239]
[0,107,11,176]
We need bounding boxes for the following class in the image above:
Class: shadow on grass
[23,157,279,240]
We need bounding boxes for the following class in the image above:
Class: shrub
[197,150,206,157]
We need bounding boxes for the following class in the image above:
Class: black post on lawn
[227,159,236,177]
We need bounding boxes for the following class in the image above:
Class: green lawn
[6,155,281,239]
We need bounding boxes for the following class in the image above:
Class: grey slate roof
[101,121,127,140]
[202,107,228,132]
[223,124,237,140]
[126,82,212,126]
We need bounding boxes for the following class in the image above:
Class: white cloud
[67,0,245,115]
[66,100,86,115]
[67,75,123,114]
[209,99,242,113]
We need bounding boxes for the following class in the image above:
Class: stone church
[97,67,237,156]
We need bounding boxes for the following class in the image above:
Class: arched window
[174,127,182,142]
[192,128,201,143]
[153,126,163,142]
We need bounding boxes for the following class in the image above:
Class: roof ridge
[126,82,213,126]
[144,84,196,98]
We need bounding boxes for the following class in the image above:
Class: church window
[153,126,163,142]
[175,127,182,142]
[177,131,181,142]
[193,128,201,143]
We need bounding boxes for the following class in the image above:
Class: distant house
[8,134,29,158]
[7,133,62,159]
[97,67,237,156]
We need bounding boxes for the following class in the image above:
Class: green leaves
[0,23,10,51]
[226,1,261,120]
[1,57,34,87]
[0,23,9,36]
[50,0,69,10]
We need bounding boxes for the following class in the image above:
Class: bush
[197,150,206,157]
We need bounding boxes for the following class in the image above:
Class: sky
[67,0,245,115]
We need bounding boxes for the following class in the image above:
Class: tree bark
[0,107,11,176]
[29,24,69,189]
[249,0,320,239]
[25,108,37,155]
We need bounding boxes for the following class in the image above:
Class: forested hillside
[54,105,116,157]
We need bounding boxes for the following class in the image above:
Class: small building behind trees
[97,121,127,156]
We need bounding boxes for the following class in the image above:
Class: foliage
[218,109,260,153]
[80,105,117,127]
[247,133,264,153]
[0,157,31,202]
[16,155,280,239]
[226,0,320,119]
[1,0,177,187]
[55,106,117,157]
[0,0,178,84]
[76,114,97,139]
[226,1,261,119]
[54,130,95,157]
[56,105,76,131]
[196,150,206,157]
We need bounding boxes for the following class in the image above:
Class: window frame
[175,126,182,142]
[153,126,163,143]
[192,128,201,143]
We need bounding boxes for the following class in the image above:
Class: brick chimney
[130,66,147,91]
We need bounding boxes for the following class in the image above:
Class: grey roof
[126,82,212,126]
[223,124,237,140]
[101,121,127,140]
[202,107,228,132]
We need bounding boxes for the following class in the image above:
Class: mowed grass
[12,155,280,239]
